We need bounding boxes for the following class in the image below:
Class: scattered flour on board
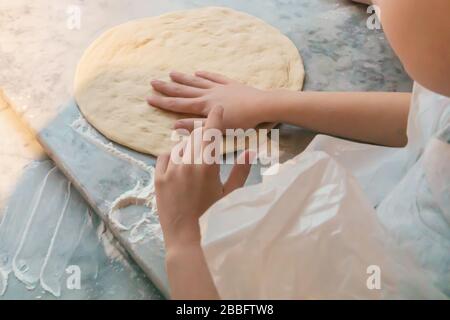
[71,116,163,245]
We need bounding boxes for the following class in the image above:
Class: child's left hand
[155,106,253,252]
[147,71,271,131]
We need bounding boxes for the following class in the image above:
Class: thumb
[223,150,255,195]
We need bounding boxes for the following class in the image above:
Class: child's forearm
[260,90,411,147]
[149,71,411,147]
[166,242,220,300]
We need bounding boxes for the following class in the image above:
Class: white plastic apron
[200,83,450,299]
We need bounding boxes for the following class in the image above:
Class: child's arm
[148,71,411,147]
[264,90,411,147]
[165,242,219,300]
[155,107,253,299]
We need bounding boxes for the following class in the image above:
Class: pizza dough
[74,6,304,156]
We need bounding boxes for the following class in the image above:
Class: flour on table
[71,116,163,246]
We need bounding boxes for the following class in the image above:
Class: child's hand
[155,106,253,251]
[147,71,270,131]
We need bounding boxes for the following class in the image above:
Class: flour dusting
[71,116,163,245]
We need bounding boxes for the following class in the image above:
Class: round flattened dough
[74,6,304,156]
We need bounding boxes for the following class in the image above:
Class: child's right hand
[147,71,271,131]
